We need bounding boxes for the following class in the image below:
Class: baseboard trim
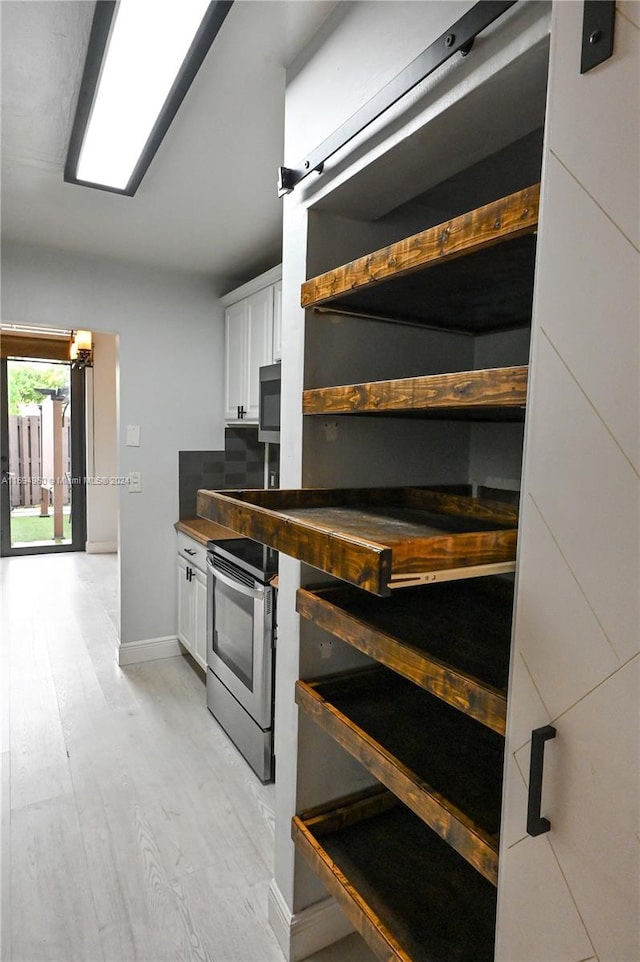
[268,879,353,962]
[85,540,117,554]
[117,636,181,666]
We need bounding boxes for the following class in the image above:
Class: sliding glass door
[1,356,86,556]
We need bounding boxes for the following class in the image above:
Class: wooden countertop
[174,518,239,546]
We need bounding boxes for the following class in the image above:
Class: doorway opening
[1,335,87,556]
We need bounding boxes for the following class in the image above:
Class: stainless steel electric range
[205,537,277,782]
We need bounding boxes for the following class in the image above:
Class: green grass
[11,512,72,545]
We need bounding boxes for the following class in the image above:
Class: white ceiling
[0,0,339,285]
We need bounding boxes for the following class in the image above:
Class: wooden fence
[8,414,71,507]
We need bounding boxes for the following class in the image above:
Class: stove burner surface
[207,537,278,580]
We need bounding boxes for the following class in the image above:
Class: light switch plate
[128,471,142,493]
[126,425,141,447]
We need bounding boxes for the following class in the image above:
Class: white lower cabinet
[177,554,193,648]
[192,566,208,671]
[177,533,208,671]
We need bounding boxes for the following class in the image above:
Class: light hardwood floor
[0,552,374,962]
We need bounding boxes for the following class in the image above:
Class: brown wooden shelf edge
[303,365,528,416]
[301,184,540,309]
[296,586,508,734]
[293,786,498,962]
[293,790,411,962]
[295,674,500,885]
[196,486,518,597]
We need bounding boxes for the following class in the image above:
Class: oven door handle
[207,556,265,600]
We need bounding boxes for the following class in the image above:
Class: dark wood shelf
[296,577,512,734]
[197,487,518,596]
[301,184,539,334]
[288,179,533,962]
[293,787,497,962]
[296,666,503,884]
[303,364,528,420]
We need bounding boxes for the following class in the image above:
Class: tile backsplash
[179,427,278,519]
[223,426,265,488]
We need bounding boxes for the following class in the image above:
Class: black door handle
[527,725,557,836]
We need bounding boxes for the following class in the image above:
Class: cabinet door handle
[184,548,196,556]
[527,725,557,836]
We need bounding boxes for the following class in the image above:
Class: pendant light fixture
[69,330,94,369]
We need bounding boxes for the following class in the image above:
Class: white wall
[85,332,118,553]
[1,241,224,651]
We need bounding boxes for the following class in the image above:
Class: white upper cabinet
[245,286,274,421]
[224,299,247,422]
[222,265,282,424]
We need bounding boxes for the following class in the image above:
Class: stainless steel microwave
[258,362,281,443]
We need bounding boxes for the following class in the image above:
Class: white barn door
[496,2,639,960]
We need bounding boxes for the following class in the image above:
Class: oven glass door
[207,556,273,729]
